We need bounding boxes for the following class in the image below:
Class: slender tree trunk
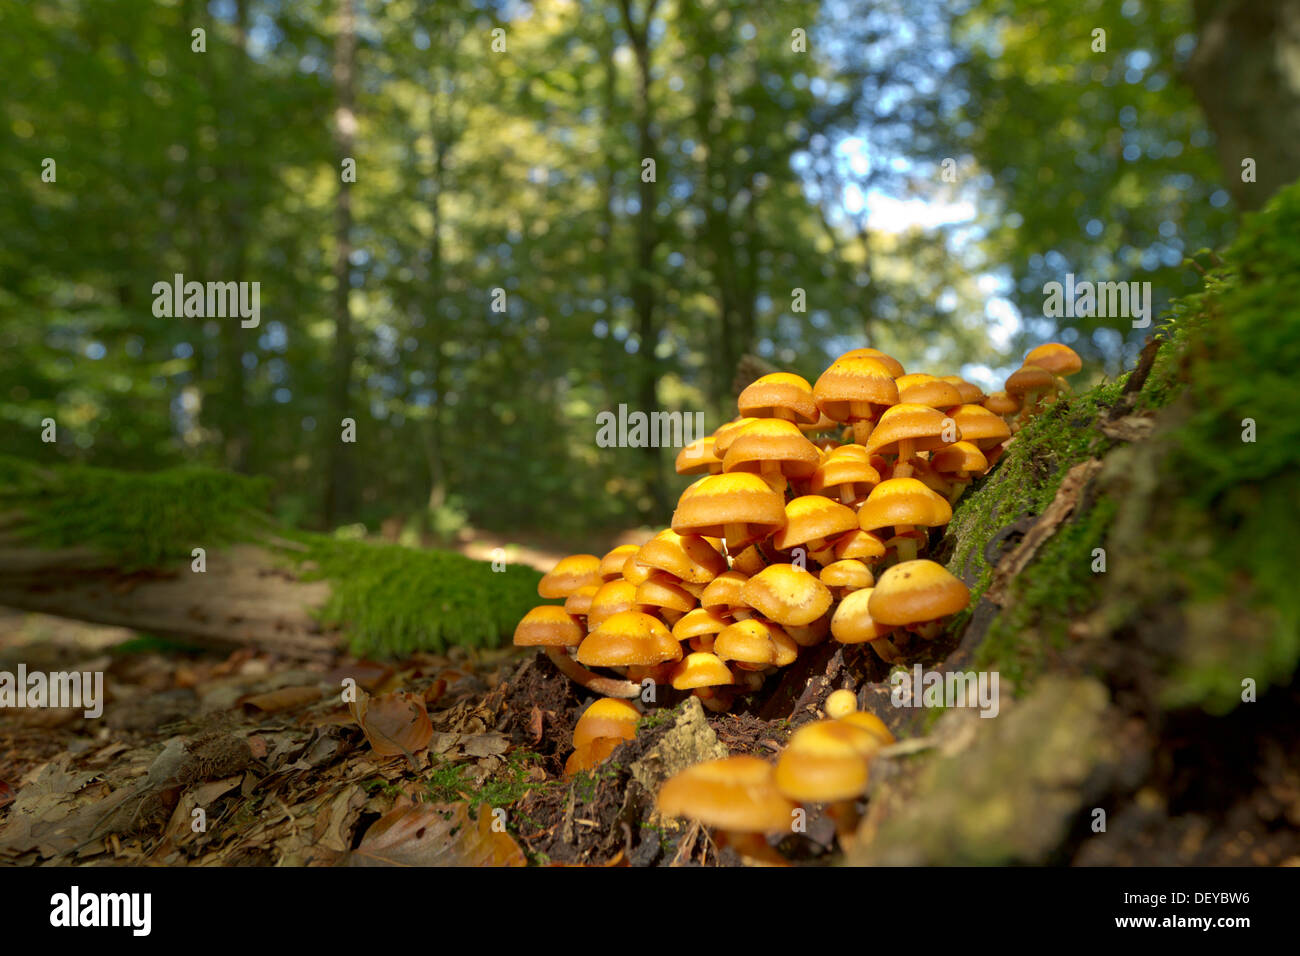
[325,0,358,527]
[619,0,665,515]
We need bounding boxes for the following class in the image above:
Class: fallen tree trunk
[0,540,340,660]
[0,458,544,661]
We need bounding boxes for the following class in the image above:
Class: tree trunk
[619,0,665,516]
[325,0,358,527]
[1187,0,1300,210]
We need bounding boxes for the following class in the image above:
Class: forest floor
[3,598,1296,867]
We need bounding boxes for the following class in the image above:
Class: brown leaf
[528,706,544,745]
[239,685,322,715]
[348,689,434,757]
[349,801,526,867]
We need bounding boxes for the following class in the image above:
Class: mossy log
[0,458,543,660]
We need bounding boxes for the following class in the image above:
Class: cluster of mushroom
[985,342,1083,432]
[657,690,893,862]
[512,343,1081,716]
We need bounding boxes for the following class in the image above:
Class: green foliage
[950,0,1234,363]
[0,454,271,568]
[299,535,542,657]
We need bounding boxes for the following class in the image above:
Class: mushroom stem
[868,637,901,662]
[894,437,916,477]
[851,420,873,446]
[895,527,919,562]
[839,486,855,505]
[543,646,642,698]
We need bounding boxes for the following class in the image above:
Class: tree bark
[325,0,358,526]
[1187,0,1300,211]
[0,541,339,660]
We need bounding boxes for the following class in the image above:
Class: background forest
[0,0,1281,541]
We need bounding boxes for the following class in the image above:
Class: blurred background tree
[0,0,1285,543]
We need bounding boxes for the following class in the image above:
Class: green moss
[0,454,271,568]
[423,750,552,811]
[974,497,1116,687]
[947,377,1126,613]
[297,534,542,657]
[1145,184,1300,711]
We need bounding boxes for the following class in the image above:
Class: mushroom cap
[819,559,874,592]
[635,571,698,614]
[808,445,882,499]
[945,404,1011,449]
[721,419,821,479]
[622,549,655,586]
[564,584,600,618]
[715,618,798,667]
[1004,364,1055,397]
[564,737,623,776]
[930,440,989,477]
[824,689,858,720]
[738,372,819,424]
[857,478,953,532]
[893,374,963,409]
[829,587,892,644]
[868,559,970,627]
[833,528,888,562]
[572,698,641,750]
[599,544,642,581]
[587,579,639,631]
[577,610,683,666]
[839,710,895,748]
[1025,342,1082,377]
[669,652,735,690]
[940,376,986,404]
[538,554,603,599]
[675,436,722,476]
[712,417,760,456]
[813,358,900,422]
[984,390,1021,415]
[866,403,960,457]
[657,756,796,832]
[774,721,872,802]
[742,564,834,627]
[672,606,732,642]
[513,605,585,647]
[636,530,728,584]
[670,473,787,546]
[772,496,860,551]
[833,348,905,378]
[700,570,750,615]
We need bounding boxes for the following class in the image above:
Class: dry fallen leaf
[349,800,526,867]
[348,689,434,758]
[239,685,323,715]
